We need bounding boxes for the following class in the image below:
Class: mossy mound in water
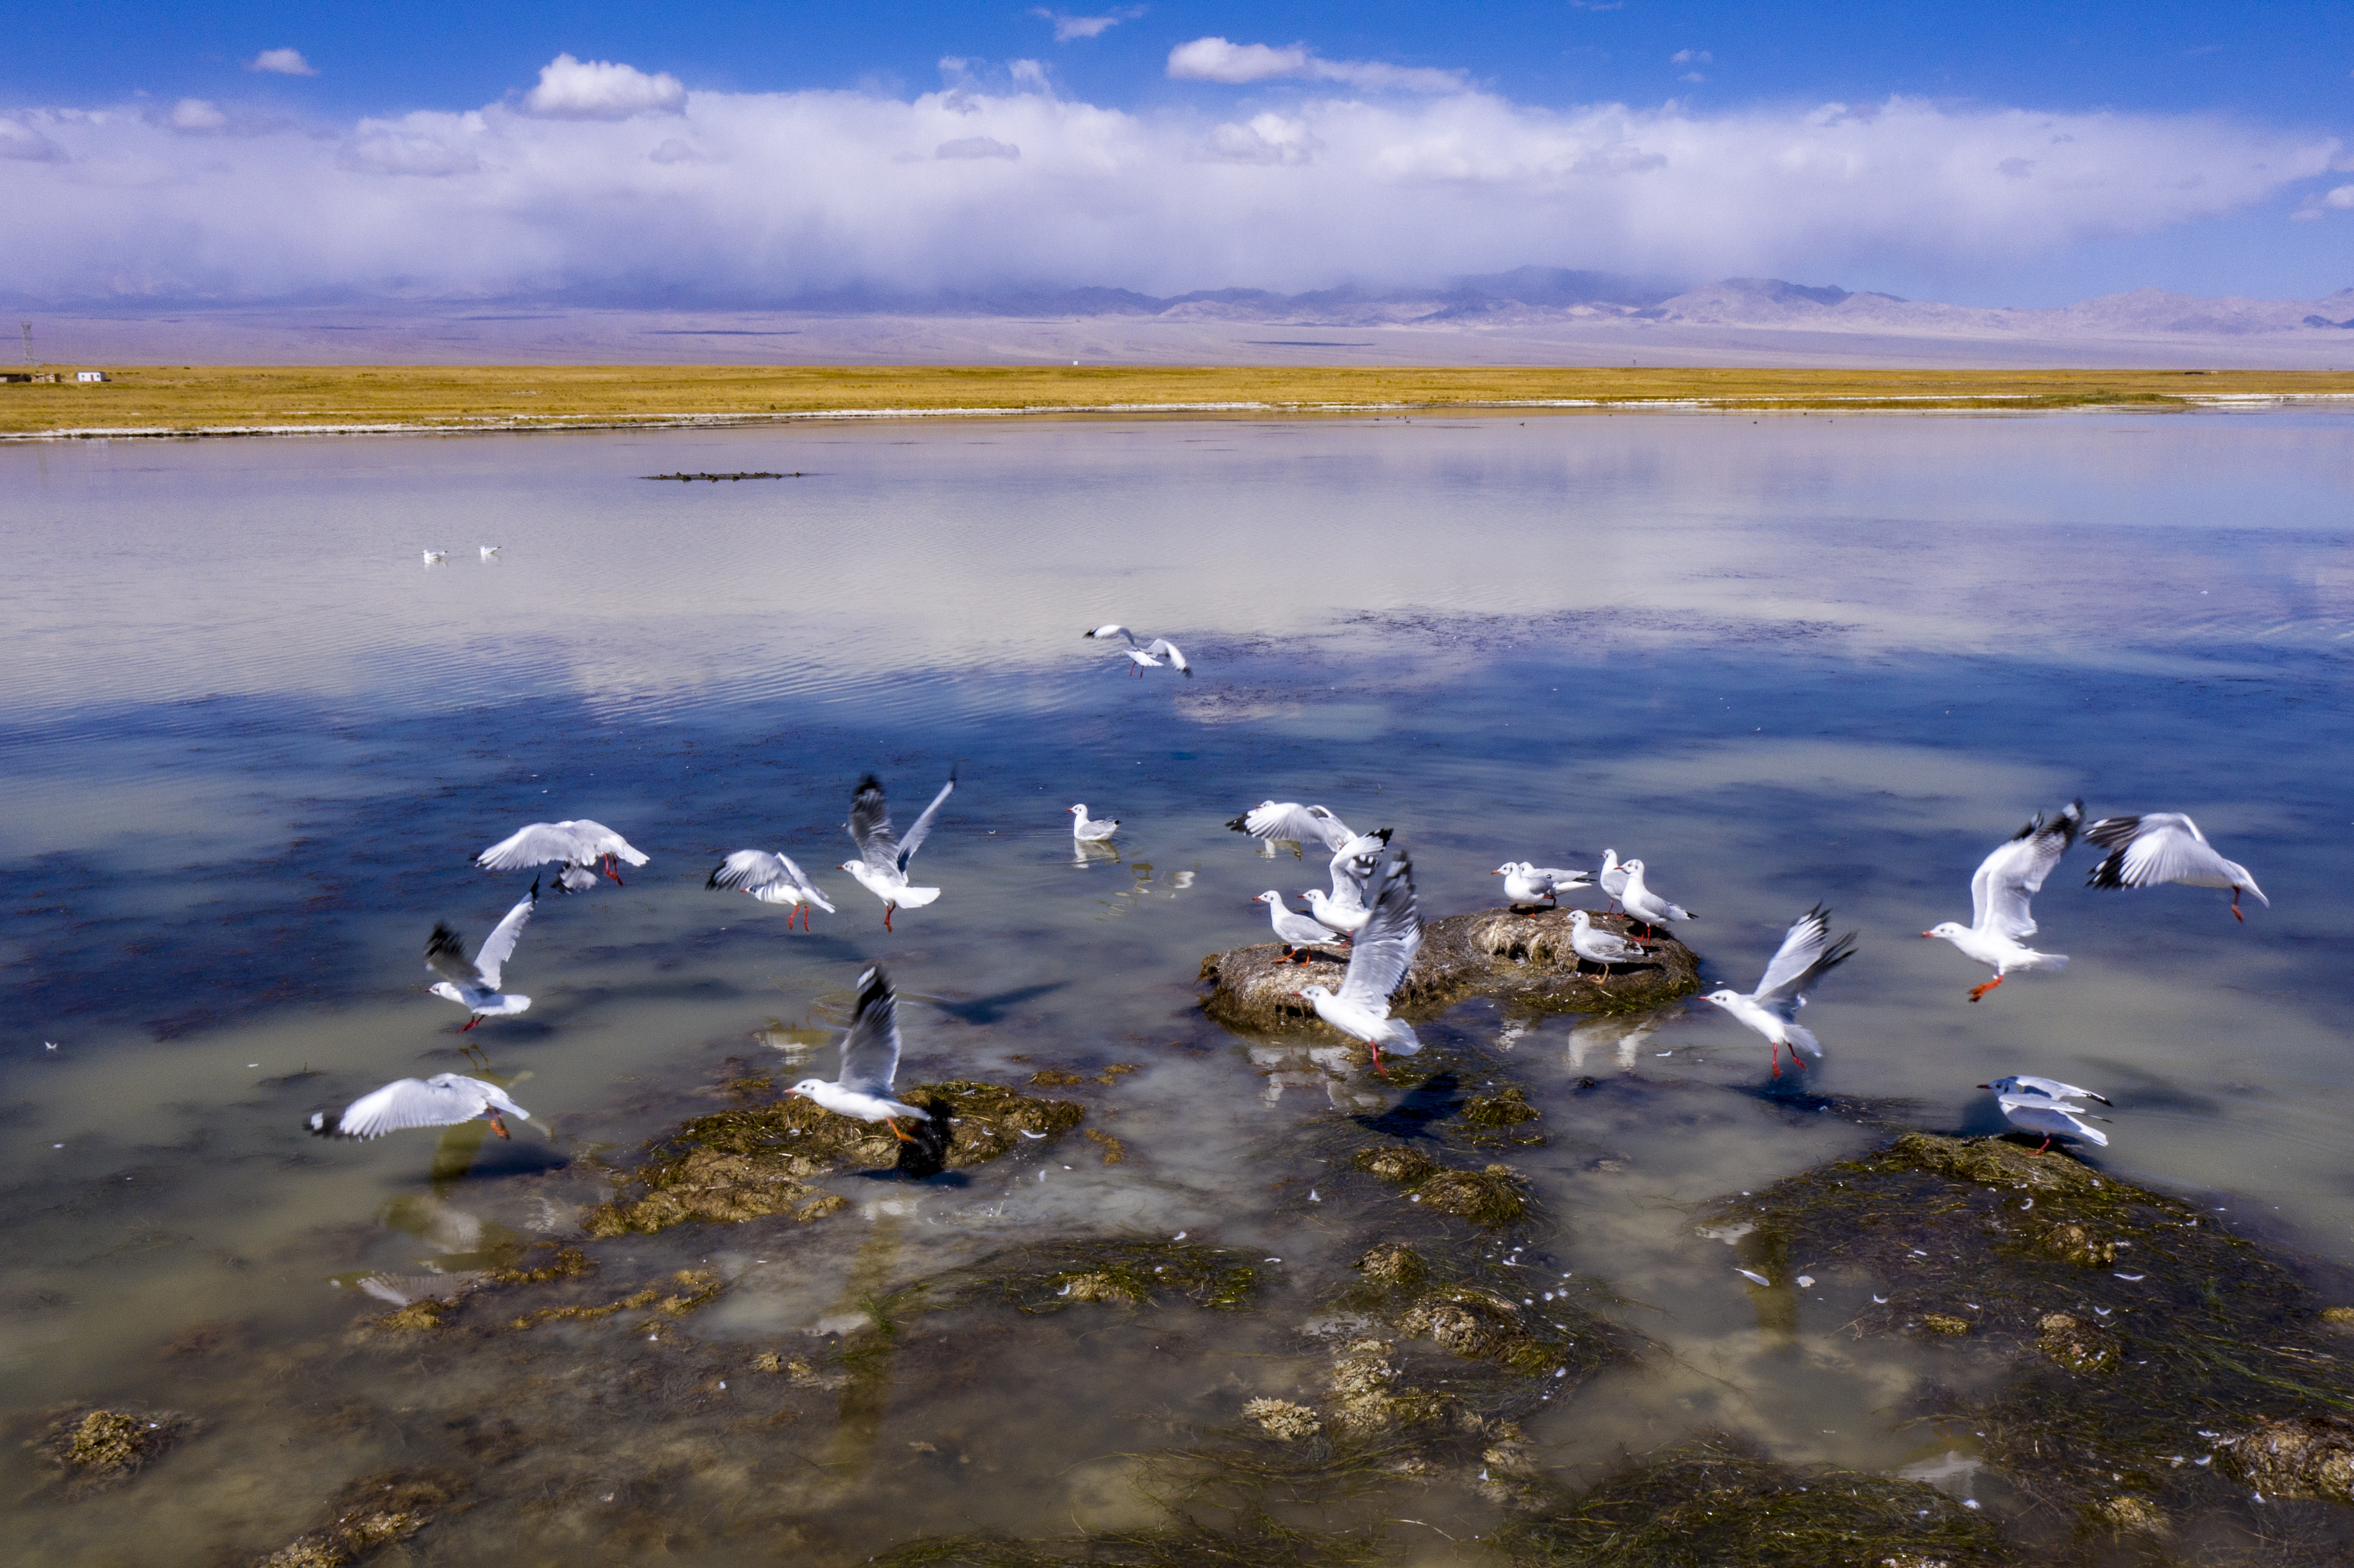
[1198,907,1697,1036]
[888,1237,1262,1317]
[259,1468,466,1567]
[34,1405,196,1495]
[1711,1131,2354,1538]
[1499,1435,2006,1567]
[584,1080,1085,1236]
[1350,1142,1527,1225]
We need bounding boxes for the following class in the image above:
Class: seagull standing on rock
[1700,905,1859,1076]
[2083,812,2268,921]
[842,771,955,931]
[1295,849,1423,1070]
[1599,850,1630,912]
[1618,859,1695,937]
[1493,862,1592,911]
[1566,909,1653,987]
[1254,890,1342,961]
[1923,800,2080,1001]
[1084,624,1192,677]
[310,1074,531,1140]
[707,850,836,930]
[426,883,538,1030]
[788,966,929,1143]
[476,819,649,893]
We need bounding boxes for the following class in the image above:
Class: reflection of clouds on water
[1248,1042,1385,1110]
[1568,1010,1663,1074]
[1094,860,1198,918]
[754,1017,835,1064]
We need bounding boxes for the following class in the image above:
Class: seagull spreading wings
[708,850,836,930]
[841,771,955,931]
[1227,802,1387,857]
[1923,799,2080,1001]
[1978,1074,2111,1107]
[788,966,929,1142]
[477,819,649,893]
[1702,905,1860,1076]
[309,1073,530,1140]
[1302,833,1387,933]
[1084,624,1192,677]
[426,883,538,1030]
[2084,812,2268,921]
[1296,848,1423,1070]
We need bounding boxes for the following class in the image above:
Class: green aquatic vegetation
[1414,1163,1528,1225]
[35,1405,195,1495]
[583,1080,1085,1236]
[506,1268,722,1330]
[259,1468,466,1567]
[1350,1143,1438,1184]
[1713,1131,2354,1536]
[1239,1398,1323,1441]
[871,1511,1385,1568]
[895,1238,1261,1316]
[1399,1287,1574,1376]
[1462,1085,1542,1125]
[1499,1435,2007,1567]
[1353,1242,1427,1290]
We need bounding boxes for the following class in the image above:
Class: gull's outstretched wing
[472,883,538,990]
[424,922,479,986]
[896,771,957,873]
[1751,904,1858,1015]
[848,776,901,874]
[1084,624,1137,647]
[1993,1074,2112,1106]
[2084,813,2257,899]
[1337,850,1423,1010]
[1327,837,1383,906]
[476,819,644,871]
[837,966,905,1097]
[1969,799,2081,940]
[311,1075,526,1139]
[1997,1094,2108,1147]
[1227,801,1360,852]
[1144,638,1192,676]
[710,849,794,897]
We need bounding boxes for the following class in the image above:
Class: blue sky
[4,3,2350,307]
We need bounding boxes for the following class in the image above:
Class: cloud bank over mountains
[0,47,2344,308]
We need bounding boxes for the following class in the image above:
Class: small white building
[76,370,108,383]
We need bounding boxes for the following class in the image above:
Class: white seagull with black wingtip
[1922,799,2080,1001]
[1701,905,1859,1076]
[476,819,649,893]
[1227,801,1384,856]
[2084,812,2268,922]
[708,850,836,930]
[426,883,538,1030]
[788,966,929,1143]
[841,771,955,931]
[1987,1086,2110,1151]
[1296,848,1424,1070]
[1566,909,1652,986]
[1979,1073,2111,1107]
[1084,624,1192,677]
[310,1074,531,1140]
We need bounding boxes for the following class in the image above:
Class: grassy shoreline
[5,364,2352,438]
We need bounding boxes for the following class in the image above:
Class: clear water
[4,410,2350,1561]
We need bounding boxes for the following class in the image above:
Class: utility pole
[18,322,29,367]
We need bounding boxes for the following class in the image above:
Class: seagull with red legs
[425,882,538,1030]
[309,1073,531,1141]
[1295,847,1423,1072]
[1700,904,1858,1077]
[840,770,955,932]
[1254,889,1343,964]
[787,965,929,1144]
[2083,812,2268,922]
[1922,799,2081,1001]
[476,819,648,893]
[708,849,836,930]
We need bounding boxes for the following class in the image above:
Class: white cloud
[1167,36,1468,93]
[0,75,2339,304]
[937,136,1020,160]
[2292,183,2354,220]
[1671,50,1713,64]
[1031,6,1144,42]
[246,48,317,77]
[521,53,686,120]
[170,98,228,133]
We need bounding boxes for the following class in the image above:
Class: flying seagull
[788,965,929,1142]
[708,850,836,930]
[2084,812,2267,921]
[1227,802,1387,857]
[426,883,538,1030]
[842,770,955,931]
[310,1074,530,1140]
[1701,905,1859,1076]
[476,819,649,893]
[1070,804,1120,842]
[1084,624,1192,677]
[1923,799,2081,1001]
[1301,834,1387,934]
[1296,848,1424,1070]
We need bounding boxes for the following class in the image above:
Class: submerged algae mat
[1715,1133,2354,1561]
[1201,906,1698,1037]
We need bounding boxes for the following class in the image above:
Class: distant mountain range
[775,267,2354,339]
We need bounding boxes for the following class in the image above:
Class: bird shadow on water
[910,981,1070,1026]
[1352,1070,1462,1140]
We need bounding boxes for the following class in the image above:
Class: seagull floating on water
[1701,905,1859,1076]
[1599,850,1630,913]
[708,850,836,930]
[1254,890,1341,961]
[1979,1074,2111,1106]
[422,549,447,566]
[1070,804,1120,842]
[476,819,649,892]
[1493,861,1592,911]
[788,966,929,1143]
[1923,800,2080,1001]
[1295,849,1423,1070]
[1084,624,1192,677]
[842,771,955,931]
[1301,834,1386,934]
[478,545,500,560]
[2084,812,2267,922]
[1566,909,1653,986]
[311,1073,530,1140]
[1991,1089,2110,1151]
[426,883,538,1030]
[1618,859,1695,937]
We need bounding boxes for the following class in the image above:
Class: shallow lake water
[3,409,2351,1564]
